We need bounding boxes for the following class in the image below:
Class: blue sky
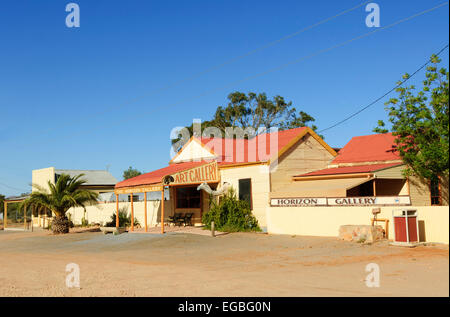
[0,0,448,196]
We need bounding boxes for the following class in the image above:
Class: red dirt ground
[0,230,448,296]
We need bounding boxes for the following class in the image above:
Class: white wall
[66,200,170,228]
[220,164,271,228]
[267,206,449,244]
[31,167,55,192]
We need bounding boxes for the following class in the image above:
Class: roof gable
[171,127,336,166]
[171,137,217,163]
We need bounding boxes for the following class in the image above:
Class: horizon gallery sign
[271,198,328,207]
[271,196,411,207]
[115,184,162,194]
[169,161,220,186]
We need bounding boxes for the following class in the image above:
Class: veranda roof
[115,161,207,189]
[294,163,403,178]
[270,177,373,198]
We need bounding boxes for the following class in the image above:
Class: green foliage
[67,213,75,228]
[106,206,139,228]
[123,166,142,180]
[374,55,449,181]
[202,188,261,232]
[373,120,389,134]
[172,91,321,146]
[21,174,99,219]
[81,217,89,227]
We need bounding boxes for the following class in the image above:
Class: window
[176,187,201,209]
[128,195,140,202]
[430,176,442,206]
[239,178,252,209]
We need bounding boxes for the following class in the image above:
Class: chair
[184,213,194,226]
[168,213,180,226]
[176,213,185,226]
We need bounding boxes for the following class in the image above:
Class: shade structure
[295,163,403,178]
[115,161,209,192]
[270,177,373,198]
[114,161,220,233]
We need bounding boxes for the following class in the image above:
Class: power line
[4,1,449,146]
[0,182,30,193]
[80,1,449,132]
[2,1,370,144]
[318,43,449,134]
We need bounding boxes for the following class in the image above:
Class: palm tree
[22,173,99,234]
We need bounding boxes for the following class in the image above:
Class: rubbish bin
[392,209,419,244]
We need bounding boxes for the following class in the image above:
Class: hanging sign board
[115,184,163,194]
[327,196,411,206]
[169,161,219,186]
[270,196,411,207]
[270,198,327,207]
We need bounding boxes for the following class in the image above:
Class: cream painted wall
[172,139,216,163]
[267,205,449,244]
[66,200,173,228]
[270,134,335,192]
[31,167,55,192]
[220,164,271,228]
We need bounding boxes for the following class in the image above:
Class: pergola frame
[114,184,165,233]
[113,161,220,234]
[2,197,29,231]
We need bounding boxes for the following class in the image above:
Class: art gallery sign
[270,196,411,207]
[169,161,219,186]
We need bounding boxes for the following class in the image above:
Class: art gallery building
[113,127,448,233]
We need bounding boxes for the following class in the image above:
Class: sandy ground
[0,229,448,297]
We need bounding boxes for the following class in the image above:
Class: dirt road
[0,230,448,296]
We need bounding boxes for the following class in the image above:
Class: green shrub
[202,188,260,232]
[67,214,75,228]
[106,207,139,227]
[81,217,89,227]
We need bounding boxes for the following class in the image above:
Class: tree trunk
[52,215,70,234]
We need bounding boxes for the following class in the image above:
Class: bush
[81,217,89,227]
[106,206,139,228]
[202,188,260,232]
[67,214,75,228]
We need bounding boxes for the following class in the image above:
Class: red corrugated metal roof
[199,127,308,164]
[116,127,320,189]
[332,133,400,164]
[115,161,206,188]
[295,163,403,177]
